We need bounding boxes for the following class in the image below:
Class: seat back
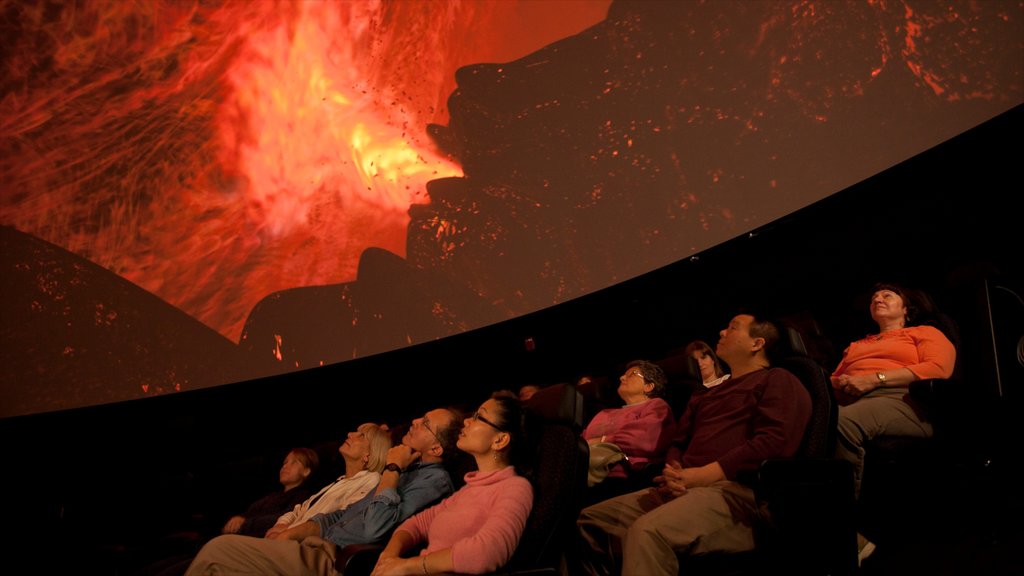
[655,351,702,419]
[752,327,855,575]
[525,382,586,430]
[504,386,589,573]
[773,327,838,459]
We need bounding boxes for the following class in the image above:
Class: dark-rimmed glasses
[471,411,506,432]
[419,417,444,445]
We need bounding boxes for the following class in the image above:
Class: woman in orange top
[831,282,956,561]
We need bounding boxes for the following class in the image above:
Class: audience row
[159,281,955,575]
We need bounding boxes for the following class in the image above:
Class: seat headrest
[525,383,584,428]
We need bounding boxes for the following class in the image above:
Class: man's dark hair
[743,311,782,365]
[435,407,466,463]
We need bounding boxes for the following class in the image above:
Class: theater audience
[577,313,812,576]
[184,419,418,575]
[370,395,535,576]
[831,282,956,562]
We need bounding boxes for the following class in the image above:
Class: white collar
[703,374,731,389]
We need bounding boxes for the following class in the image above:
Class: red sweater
[667,367,811,480]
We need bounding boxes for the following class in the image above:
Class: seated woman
[370,395,534,576]
[221,447,320,537]
[831,282,956,561]
[684,339,730,388]
[264,422,392,537]
[581,360,675,498]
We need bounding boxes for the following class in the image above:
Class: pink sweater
[581,398,675,477]
[395,466,533,574]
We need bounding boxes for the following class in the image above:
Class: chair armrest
[336,543,384,576]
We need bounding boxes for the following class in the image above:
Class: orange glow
[0,0,611,341]
[222,1,462,237]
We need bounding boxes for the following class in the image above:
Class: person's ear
[750,336,765,352]
[492,432,511,452]
[428,442,443,458]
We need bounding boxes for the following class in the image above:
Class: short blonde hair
[358,422,392,473]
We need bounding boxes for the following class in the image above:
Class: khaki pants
[577,482,758,576]
[836,389,933,498]
[184,534,338,576]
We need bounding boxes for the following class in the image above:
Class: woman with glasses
[581,360,676,497]
[370,395,535,575]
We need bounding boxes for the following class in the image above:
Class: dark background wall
[1,105,1021,572]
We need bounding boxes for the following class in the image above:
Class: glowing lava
[0,0,611,341]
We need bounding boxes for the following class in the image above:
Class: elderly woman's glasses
[628,369,650,382]
[471,411,506,432]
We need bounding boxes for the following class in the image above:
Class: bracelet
[422,555,429,574]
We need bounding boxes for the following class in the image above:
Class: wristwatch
[384,463,403,474]
[875,372,887,385]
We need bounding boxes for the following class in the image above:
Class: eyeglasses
[627,369,649,382]
[470,411,506,432]
[418,417,444,445]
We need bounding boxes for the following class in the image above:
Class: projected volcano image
[1,0,1021,418]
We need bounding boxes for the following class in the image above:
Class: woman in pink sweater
[371,395,534,575]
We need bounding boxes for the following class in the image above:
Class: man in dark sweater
[577,312,812,576]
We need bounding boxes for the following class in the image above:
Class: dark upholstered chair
[336,384,589,575]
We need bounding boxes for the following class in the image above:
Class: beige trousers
[577,482,758,576]
[184,534,338,576]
